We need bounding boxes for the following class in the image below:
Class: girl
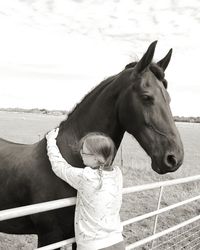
[46,128,125,250]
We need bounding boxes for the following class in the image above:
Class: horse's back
[0,137,33,156]
[0,137,37,175]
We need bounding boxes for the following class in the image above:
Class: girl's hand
[46,128,59,140]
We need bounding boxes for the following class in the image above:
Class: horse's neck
[57,83,124,165]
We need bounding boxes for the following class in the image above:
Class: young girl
[46,128,125,250]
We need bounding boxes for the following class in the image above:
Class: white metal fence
[1,175,200,249]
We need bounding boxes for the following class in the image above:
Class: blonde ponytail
[97,165,104,189]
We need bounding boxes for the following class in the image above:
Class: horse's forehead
[140,71,159,89]
[140,72,169,101]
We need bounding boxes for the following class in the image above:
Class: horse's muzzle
[152,155,183,175]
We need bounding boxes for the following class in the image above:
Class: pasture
[0,111,200,249]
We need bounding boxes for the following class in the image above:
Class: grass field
[0,111,200,249]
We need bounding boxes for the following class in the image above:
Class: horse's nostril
[166,154,177,167]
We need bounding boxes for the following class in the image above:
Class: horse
[0,41,184,249]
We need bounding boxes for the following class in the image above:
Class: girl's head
[79,132,116,170]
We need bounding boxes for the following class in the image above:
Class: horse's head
[117,41,184,174]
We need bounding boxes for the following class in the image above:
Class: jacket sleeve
[46,137,83,190]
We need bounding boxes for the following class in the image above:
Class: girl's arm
[46,129,83,190]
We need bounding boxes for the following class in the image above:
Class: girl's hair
[79,132,116,167]
[79,132,116,189]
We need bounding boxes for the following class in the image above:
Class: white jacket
[46,137,123,250]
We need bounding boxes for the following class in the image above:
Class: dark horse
[0,41,184,248]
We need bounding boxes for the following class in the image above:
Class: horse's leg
[38,231,76,250]
[37,230,63,250]
[72,242,77,250]
[31,213,64,250]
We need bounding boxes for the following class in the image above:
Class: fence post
[150,186,164,249]
[120,144,123,167]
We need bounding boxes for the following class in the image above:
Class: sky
[0,0,200,116]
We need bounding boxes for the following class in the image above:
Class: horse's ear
[157,48,172,71]
[134,41,157,74]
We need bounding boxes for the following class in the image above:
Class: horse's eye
[141,95,154,104]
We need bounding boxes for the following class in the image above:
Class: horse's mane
[59,73,118,128]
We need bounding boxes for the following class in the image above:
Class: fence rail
[0,197,76,221]
[1,175,200,249]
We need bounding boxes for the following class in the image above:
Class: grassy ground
[0,111,200,249]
